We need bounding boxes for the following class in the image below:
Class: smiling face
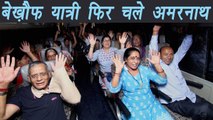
[133,34,142,47]
[160,46,174,65]
[28,63,50,90]
[102,36,111,48]
[46,49,57,61]
[124,48,141,71]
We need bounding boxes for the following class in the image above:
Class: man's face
[28,64,50,90]
[160,47,174,65]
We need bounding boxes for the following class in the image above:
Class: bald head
[160,46,174,65]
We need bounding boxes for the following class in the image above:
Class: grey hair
[28,61,48,75]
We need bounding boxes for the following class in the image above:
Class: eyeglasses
[30,72,48,79]
[128,56,141,61]
[47,54,56,58]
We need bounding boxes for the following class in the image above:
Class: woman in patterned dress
[109,47,173,120]
[87,33,127,82]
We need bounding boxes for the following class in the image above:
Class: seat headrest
[159,35,166,43]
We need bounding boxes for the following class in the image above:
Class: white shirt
[149,35,196,104]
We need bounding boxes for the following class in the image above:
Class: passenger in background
[45,48,58,61]
[54,24,77,56]
[87,33,126,82]
[0,43,14,57]
[44,47,75,81]
[9,41,38,88]
[115,32,132,62]
[108,30,120,49]
[149,25,213,120]
[132,34,146,65]
[62,31,77,55]
[53,41,74,65]
[19,41,38,65]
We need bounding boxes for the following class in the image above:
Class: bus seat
[97,70,130,120]
[151,87,172,102]
[114,97,131,119]
[151,87,192,120]
[158,35,170,51]
[186,80,203,89]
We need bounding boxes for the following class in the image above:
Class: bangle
[115,73,120,74]
[0,88,8,92]
[158,70,164,73]
[114,72,121,75]
[0,92,7,96]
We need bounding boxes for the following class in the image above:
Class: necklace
[128,69,143,88]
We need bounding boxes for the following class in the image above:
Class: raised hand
[70,31,75,37]
[112,54,125,74]
[108,30,114,39]
[19,41,31,53]
[83,22,88,28]
[147,50,160,65]
[0,55,20,88]
[51,53,67,71]
[88,33,96,46]
[153,25,161,35]
[19,41,38,61]
[56,30,60,35]
[119,32,128,44]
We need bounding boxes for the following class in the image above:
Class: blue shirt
[109,65,173,120]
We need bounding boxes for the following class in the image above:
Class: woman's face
[133,35,141,47]
[46,50,57,61]
[125,51,141,70]
[102,37,111,48]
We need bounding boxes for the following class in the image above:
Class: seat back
[158,35,170,50]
